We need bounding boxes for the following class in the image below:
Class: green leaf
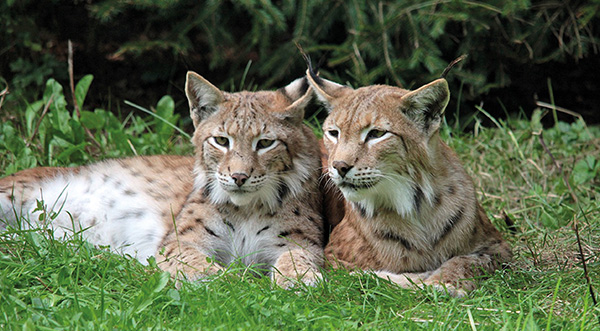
[156,95,174,117]
[25,100,44,137]
[75,74,94,110]
[80,110,105,130]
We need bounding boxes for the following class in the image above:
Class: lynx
[306,69,512,296]
[0,72,325,287]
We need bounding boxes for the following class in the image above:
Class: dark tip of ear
[277,77,310,102]
[296,42,321,84]
[441,54,467,79]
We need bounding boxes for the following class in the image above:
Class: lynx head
[306,72,450,217]
[185,71,316,212]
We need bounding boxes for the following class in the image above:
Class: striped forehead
[330,86,403,127]
[220,91,286,135]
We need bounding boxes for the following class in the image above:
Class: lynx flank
[306,71,512,296]
[0,72,325,287]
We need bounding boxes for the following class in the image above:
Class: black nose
[332,161,353,178]
[231,173,249,187]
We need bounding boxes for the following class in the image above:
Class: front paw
[161,259,223,288]
[273,270,322,289]
[422,280,467,298]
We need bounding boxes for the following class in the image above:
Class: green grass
[1,77,599,330]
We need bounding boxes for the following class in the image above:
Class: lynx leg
[272,247,323,288]
[373,270,433,288]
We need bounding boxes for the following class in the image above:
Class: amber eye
[257,139,275,149]
[214,136,229,147]
[327,130,339,138]
[366,129,386,140]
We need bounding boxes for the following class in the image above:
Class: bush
[1,0,599,123]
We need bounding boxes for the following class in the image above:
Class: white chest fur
[207,214,286,273]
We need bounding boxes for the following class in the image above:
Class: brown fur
[307,73,512,296]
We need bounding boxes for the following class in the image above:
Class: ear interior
[185,71,224,127]
[401,78,450,135]
[278,77,313,125]
[305,70,351,112]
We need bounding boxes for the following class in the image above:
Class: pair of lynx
[0,63,511,296]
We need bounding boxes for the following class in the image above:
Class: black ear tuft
[441,54,467,79]
[296,42,321,86]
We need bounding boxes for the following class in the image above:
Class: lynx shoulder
[306,71,512,296]
[0,72,325,287]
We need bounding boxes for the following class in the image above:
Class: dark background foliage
[1,0,599,127]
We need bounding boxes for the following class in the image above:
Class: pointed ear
[305,70,351,112]
[185,71,224,127]
[401,78,450,136]
[276,77,313,126]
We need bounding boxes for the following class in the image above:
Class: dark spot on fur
[433,193,442,206]
[448,185,456,195]
[179,224,194,235]
[124,189,136,196]
[187,209,194,215]
[399,135,408,152]
[279,228,304,238]
[164,246,176,257]
[413,185,424,212]
[434,206,465,246]
[202,184,213,199]
[257,225,270,235]
[374,230,414,250]
[204,225,219,237]
[159,233,170,247]
[292,208,300,215]
[223,219,235,232]
[195,218,203,224]
[276,183,290,205]
[146,233,156,242]
[276,243,286,247]
[353,203,369,218]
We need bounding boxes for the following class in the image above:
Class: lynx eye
[327,130,339,138]
[257,139,275,149]
[214,136,230,147]
[366,129,387,140]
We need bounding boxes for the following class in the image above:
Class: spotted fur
[307,72,512,296]
[0,72,324,288]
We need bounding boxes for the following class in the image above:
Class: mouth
[337,180,377,191]
[338,182,364,190]
[224,187,258,195]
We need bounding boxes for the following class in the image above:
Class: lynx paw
[273,270,322,289]
[422,281,467,298]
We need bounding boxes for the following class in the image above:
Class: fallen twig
[27,95,53,148]
[0,82,8,112]
[67,39,102,149]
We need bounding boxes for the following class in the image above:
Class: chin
[228,192,254,206]
[340,188,368,202]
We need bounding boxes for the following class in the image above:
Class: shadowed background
[1,0,599,127]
